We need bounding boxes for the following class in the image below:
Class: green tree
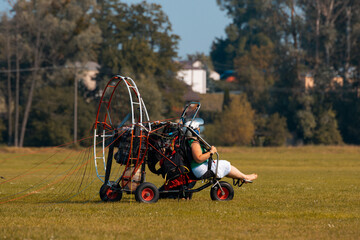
[296,109,316,143]
[294,94,316,143]
[311,66,344,145]
[263,113,289,146]
[135,76,164,120]
[95,1,185,118]
[313,109,343,145]
[26,86,74,146]
[300,0,349,68]
[0,14,14,145]
[212,0,285,73]
[212,0,291,117]
[234,44,275,113]
[0,118,5,143]
[335,97,360,144]
[0,0,101,147]
[212,0,360,146]
[222,88,230,110]
[331,1,360,144]
[205,95,255,146]
[26,85,96,146]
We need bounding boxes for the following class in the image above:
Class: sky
[0,0,231,59]
[122,0,231,59]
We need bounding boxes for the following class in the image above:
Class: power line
[0,65,92,74]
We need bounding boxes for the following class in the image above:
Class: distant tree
[331,1,360,144]
[0,0,101,147]
[135,75,164,120]
[26,86,73,146]
[295,94,316,143]
[95,1,184,118]
[335,97,360,144]
[212,0,291,117]
[26,85,96,146]
[212,0,284,72]
[205,95,255,146]
[212,0,360,146]
[263,113,289,146]
[210,37,235,75]
[313,109,343,145]
[272,46,305,133]
[296,109,316,143]
[0,118,5,143]
[0,14,13,145]
[311,66,344,145]
[234,44,275,113]
[300,0,348,68]
[222,88,230,110]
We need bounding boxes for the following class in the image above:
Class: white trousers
[192,160,231,179]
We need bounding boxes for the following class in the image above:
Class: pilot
[185,121,258,182]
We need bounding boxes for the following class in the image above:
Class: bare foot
[245,174,258,181]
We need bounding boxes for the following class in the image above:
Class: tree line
[1,0,360,147]
[207,0,360,145]
[0,0,185,147]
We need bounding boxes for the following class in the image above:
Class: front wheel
[99,182,122,202]
[135,182,159,203]
[210,181,234,201]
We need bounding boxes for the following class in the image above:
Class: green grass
[0,146,359,239]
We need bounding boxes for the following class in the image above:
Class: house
[209,70,220,81]
[177,60,207,94]
[301,72,344,90]
[302,72,315,89]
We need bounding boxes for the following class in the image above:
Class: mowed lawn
[0,146,359,239]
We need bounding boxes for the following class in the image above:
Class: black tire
[99,182,122,202]
[135,182,159,203]
[210,181,234,201]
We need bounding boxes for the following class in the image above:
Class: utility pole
[15,17,20,147]
[74,67,78,144]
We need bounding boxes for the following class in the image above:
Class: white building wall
[177,68,207,94]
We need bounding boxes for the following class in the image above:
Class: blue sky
[122,0,231,59]
[0,0,231,59]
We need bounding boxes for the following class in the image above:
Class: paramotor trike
[93,75,247,203]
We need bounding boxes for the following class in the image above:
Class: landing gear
[135,182,159,203]
[99,182,122,202]
[210,181,234,201]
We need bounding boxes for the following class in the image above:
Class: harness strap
[207,155,212,171]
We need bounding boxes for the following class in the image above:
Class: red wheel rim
[106,188,118,200]
[141,188,154,201]
[216,187,229,200]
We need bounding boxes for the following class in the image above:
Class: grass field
[0,146,359,239]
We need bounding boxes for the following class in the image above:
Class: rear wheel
[99,182,122,202]
[135,182,159,203]
[210,181,234,201]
